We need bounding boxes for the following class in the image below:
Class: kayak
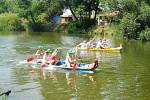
[18,60,98,73]
[78,45,122,52]
[47,62,96,70]
[88,46,122,51]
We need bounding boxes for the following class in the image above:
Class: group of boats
[18,39,122,74]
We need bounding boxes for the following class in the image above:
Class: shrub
[136,2,150,31]
[0,13,26,31]
[67,18,96,34]
[120,13,140,39]
[140,28,150,41]
[36,13,47,24]
[121,0,138,14]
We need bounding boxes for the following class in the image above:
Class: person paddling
[35,45,45,62]
[96,39,105,49]
[27,45,45,62]
[41,49,52,67]
[77,40,87,49]
[49,48,61,65]
[65,49,76,67]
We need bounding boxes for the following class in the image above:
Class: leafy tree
[136,2,150,30]
[140,28,150,41]
[120,13,140,39]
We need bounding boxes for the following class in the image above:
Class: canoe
[47,62,95,70]
[45,65,95,73]
[88,46,122,51]
[18,60,98,73]
[78,45,122,52]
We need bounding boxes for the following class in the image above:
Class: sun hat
[83,40,86,43]
[67,49,74,54]
[46,49,52,53]
[38,45,44,49]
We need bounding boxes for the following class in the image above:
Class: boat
[88,45,122,51]
[45,62,98,73]
[18,60,98,73]
[78,44,122,52]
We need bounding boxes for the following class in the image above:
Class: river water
[0,32,150,100]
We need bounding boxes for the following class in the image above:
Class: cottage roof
[60,9,72,17]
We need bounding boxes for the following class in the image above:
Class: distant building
[60,9,73,24]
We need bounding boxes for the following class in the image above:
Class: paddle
[72,47,78,72]
[26,56,34,62]
[72,63,77,72]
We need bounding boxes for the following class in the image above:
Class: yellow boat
[78,45,123,52]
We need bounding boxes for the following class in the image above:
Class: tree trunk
[88,11,91,19]
[68,5,78,21]
[94,10,97,20]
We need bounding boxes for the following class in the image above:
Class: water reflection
[39,69,97,100]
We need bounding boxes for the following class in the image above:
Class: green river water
[0,32,150,100]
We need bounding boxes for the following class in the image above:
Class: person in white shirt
[41,49,52,67]
[96,39,104,49]
[77,40,87,49]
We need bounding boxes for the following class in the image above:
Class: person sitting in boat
[35,45,45,62]
[86,40,92,48]
[49,48,61,65]
[41,49,52,66]
[96,39,105,49]
[65,49,76,67]
[77,40,87,49]
[102,39,110,48]
[79,59,99,70]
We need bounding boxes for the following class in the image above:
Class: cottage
[60,9,73,24]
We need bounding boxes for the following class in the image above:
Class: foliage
[67,18,96,34]
[116,1,150,41]
[100,0,122,11]
[64,0,101,20]
[120,13,140,39]
[121,0,139,14]
[36,13,47,24]
[136,2,150,31]
[140,28,150,41]
[21,18,29,31]
[0,13,25,31]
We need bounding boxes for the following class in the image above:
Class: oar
[72,47,78,72]
[0,90,11,96]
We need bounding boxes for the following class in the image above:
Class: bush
[36,13,47,24]
[121,0,138,14]
[120,13,140,39]
[0,13,26,31]
[140,28,150,41]
[136,2,150,31]
[67,18,96,34]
